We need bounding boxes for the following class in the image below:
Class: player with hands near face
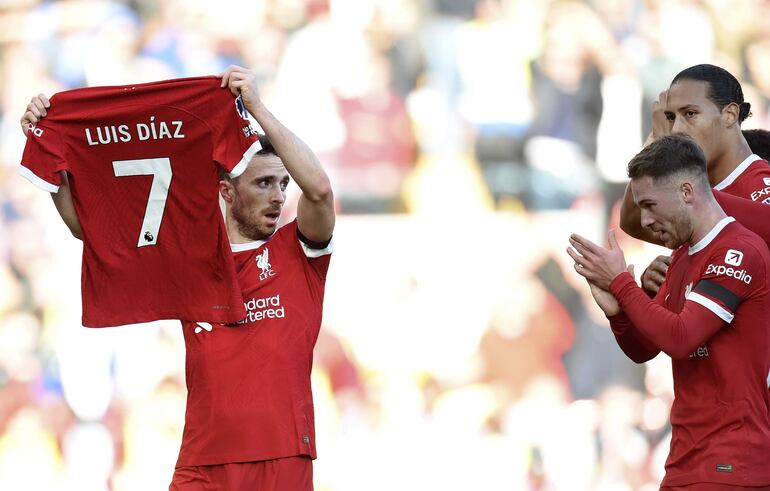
[569,134,770,489]
[568,230,635,317]
[174,65,335,491]
[22,66,336,491]
[218,65,334,246]
[621,65,770,295]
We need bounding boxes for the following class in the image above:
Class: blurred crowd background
[1,0,770,489]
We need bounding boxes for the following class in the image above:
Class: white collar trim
[713,154,762,190]
[230,239,268,252]
[688,216,735,255]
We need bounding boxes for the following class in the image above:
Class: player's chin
[656,230,673,248]
[259,219,278,236]
[663,235,682,250]
[238,219,275,241]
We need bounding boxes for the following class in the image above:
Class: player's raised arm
[49,171,81,239]
[20,94,82,240]
[221,66,335,243]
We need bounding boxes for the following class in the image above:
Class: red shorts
[662,484,770,490]
[169,456,313,491]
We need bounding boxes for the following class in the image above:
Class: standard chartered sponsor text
[239,294,285,323]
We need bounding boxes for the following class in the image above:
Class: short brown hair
[627,134,709,188]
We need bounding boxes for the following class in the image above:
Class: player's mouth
[263,210,281,226]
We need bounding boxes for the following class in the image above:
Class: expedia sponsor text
[705,264,752,284]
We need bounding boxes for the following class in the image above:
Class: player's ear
[219,180,235,203]
[680,181,696,204]
[722,102,740,128]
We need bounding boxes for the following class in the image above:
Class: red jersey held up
[20,76,261,327]
[610,217,770,487]
[176,221,332,467]
[713,154,770,202]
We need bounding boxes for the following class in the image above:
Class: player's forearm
[610,272,724,358]
[607,312,660,363]
[246,101,333,203]
[619,182,663,245]
[714,190,770,249]
[51,171,82,240]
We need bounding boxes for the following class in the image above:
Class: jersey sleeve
[207,90,262,178]
[608,311,661,363]
[714,191,770,249]
[607,276,670,363]
[610,272,729,359]
[687,244,764,323]
[19,121,67,193]
[288,221,332,280]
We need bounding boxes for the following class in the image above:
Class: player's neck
[708,138,753,186]
[225,215,262,245]
[689,201,729,246]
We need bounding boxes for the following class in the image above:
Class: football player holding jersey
[22,65,335,491]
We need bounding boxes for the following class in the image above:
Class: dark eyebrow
[677,104,700,112]
[636,198,654,207]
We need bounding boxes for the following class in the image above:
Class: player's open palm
[567,230,629,290]
[644,90,674,146]
[652,90,673,138]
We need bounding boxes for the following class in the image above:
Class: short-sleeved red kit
[20,77,261,326]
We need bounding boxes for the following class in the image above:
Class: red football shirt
[609,218,770,487]
[712,154,770,400]
[176,220,332,467]
[713,154,770,202]
[19,76,261,327]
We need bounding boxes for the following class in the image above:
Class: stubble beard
[667,209,692,249]
[231,200,276,241]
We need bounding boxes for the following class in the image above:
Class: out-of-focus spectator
[534,256,645,400]
[455,0,536,209]
[332,47,417,213]
[743,36,770,129]
[528,3,604,161]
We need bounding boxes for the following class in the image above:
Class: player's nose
[640,210,655,229]
[270,187,285,204]
[671,117,687,134]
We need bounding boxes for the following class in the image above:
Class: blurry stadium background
[2,0,770,489]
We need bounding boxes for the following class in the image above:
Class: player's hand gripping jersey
[20,77,261,327]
